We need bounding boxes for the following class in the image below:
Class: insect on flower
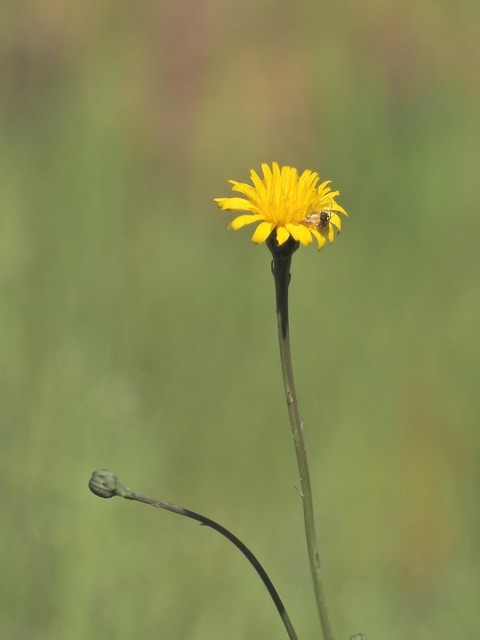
[317,208,333,229]
[304,206,340,233]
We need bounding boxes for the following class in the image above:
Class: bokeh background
[1,1,479,638]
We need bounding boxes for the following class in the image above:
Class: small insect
[304,206,338,232]
[318,208,332,228]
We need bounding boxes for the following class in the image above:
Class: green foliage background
[1,1,479,638]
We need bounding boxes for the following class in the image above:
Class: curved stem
[88,470,298,640]
[271,254,334,640]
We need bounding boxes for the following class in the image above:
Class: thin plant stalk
[270,247,334,640]
[88,470,299,640]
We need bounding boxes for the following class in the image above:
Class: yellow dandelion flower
[214,162,348,250]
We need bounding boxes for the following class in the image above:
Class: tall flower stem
[269,238,334,640]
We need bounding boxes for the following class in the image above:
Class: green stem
[271,253,334,640]
[88,470,299,640]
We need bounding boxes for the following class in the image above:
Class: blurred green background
[1,1,479,638]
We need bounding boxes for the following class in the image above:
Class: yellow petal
[276,226,290,245]
[327,224,335,243]
[330,213,342,232]
[261,163,273,182]
[230,213,263,230]
[316,180,332,194]
[298,225,314,245]
[230,181,257,200]
[249,169,267,198]
[299,169,320,193]
[286,223,312,245]
[215,197,255,212]
[333,203,348,216]
[272,163,282,204]
[251,221,275,244]
[310,228,327,250]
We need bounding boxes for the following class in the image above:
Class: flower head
[214,162,348,250]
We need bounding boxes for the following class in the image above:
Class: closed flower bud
[88,469,119,499]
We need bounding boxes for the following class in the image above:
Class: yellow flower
[214,162,348,250]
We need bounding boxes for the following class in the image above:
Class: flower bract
[214,162,348,250]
